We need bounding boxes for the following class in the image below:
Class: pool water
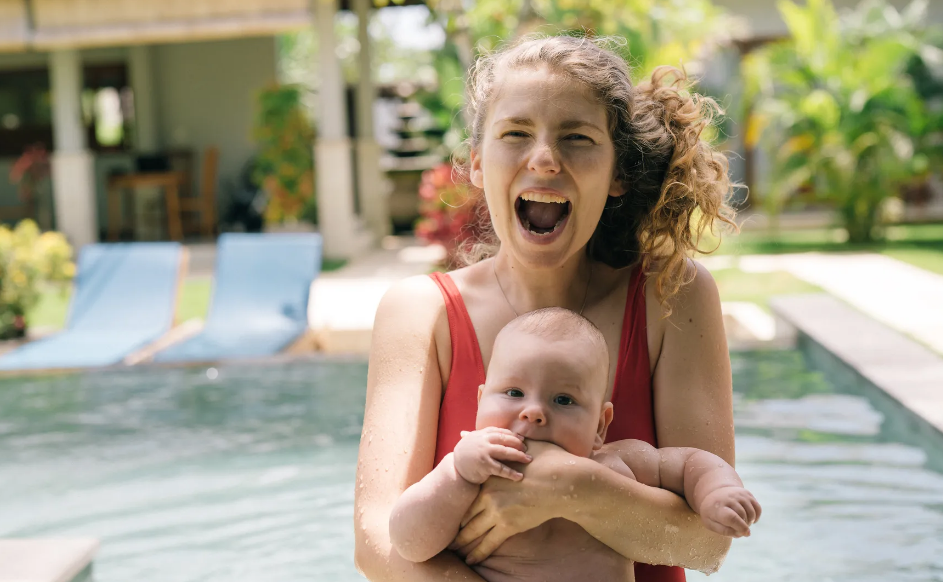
[0,351,941,581]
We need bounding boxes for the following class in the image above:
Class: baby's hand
[453,427,532,484]
[699,486,762,538]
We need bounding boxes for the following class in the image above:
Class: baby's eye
[554,395,575,406]
[505,389,524,398]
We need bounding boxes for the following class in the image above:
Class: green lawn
[712,222,943,276]
[711,268,824,311]
[27,258,347,330]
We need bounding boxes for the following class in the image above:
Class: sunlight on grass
[713,223,943,275]
[712,268,824,311]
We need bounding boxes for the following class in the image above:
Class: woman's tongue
[520,201,566,233]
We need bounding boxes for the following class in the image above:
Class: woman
[355,35,737,581]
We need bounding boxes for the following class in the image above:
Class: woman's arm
[455,261,735,572]
[354,276,486,582]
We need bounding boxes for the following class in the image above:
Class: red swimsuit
[429,267,685,582]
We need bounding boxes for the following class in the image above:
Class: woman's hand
[450,439,590,565]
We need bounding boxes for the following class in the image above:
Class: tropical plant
[0,220,74,339]
[414,163,489,267]
[252,85,317,225]
[742,0,942,242]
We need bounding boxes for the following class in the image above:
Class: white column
[314,0,357,259]
[129,45,159,153]
[353,0,391,239]
[128,45,164,241]
[49,49,98,248]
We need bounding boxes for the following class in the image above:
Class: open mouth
[515,192,571,236]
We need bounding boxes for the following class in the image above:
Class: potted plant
[0,220,74,340]
[251,84,317,232]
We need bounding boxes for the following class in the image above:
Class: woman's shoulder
[642,257,721,319]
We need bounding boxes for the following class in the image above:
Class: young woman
[355,34,738,581]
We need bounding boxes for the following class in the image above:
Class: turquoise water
[0,351,941,581]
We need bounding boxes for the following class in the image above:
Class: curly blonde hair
[454,34,737,308]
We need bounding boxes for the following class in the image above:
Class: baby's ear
[593,402,614,450]
[477,384,485,403]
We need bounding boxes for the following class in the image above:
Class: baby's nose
[519,405,546,425]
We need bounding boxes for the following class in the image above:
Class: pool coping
[0,538,98,582]
[770,293,943,447]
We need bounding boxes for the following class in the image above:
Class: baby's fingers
[486,432,528,452]
[488,459,524,481]
[703,516,746,538]
[490,444,532,465]
[716,507,751,536]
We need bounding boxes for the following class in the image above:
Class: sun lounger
[0,243,184,371]
[153,233,322,363]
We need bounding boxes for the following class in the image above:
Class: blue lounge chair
[153,233,322,363]
[0,243,184,371]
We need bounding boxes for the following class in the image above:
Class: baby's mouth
[515,192,571,236]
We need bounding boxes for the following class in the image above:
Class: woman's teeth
[520,191,567,204]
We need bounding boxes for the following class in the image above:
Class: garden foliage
[0,220,73,339]
[743,0,943,242]
[252,85,317,225]
[414,163,490,267]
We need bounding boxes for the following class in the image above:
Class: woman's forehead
[489,67,606,126]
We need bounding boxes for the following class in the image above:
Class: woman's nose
[519,404,547,425]
[527,142,560,175]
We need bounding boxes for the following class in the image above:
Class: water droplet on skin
[566,460,576,465]
[591,475,596,481]
[569,485,574,491]
[552,475,558,480]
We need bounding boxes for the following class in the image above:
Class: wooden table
[107,171,187,241]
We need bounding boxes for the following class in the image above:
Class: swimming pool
[0,351,941,581]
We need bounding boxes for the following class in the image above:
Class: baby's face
[477,328,611,457]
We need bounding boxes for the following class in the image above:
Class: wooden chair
[179,146,219,238]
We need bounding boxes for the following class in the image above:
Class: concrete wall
[714,0,943,39]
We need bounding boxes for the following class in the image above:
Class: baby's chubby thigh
[474,518,635,582]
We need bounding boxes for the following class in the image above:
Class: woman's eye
[564,134,592,142]
[554,395,575,406]
[501,131,529,139]
[506,389,524,398]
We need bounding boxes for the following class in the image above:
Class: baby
[390,307,761,581]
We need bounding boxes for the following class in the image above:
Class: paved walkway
[732,253,943,355]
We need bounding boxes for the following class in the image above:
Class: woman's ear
[593,402,615,450]
[607,175,626,198]
[470,149,484,189]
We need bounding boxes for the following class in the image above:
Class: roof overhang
[0,0,430,54]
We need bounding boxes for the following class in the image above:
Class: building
[0,0,394,258]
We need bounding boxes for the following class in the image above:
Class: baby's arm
[597,440,761,538]
[389,428,531,562]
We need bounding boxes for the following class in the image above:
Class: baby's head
[477,307,612,457]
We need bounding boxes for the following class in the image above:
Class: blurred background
[0,0,942,581]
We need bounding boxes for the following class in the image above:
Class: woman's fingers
[455,511,493,548]
[460,496,485,529]
[464,527,510,565]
